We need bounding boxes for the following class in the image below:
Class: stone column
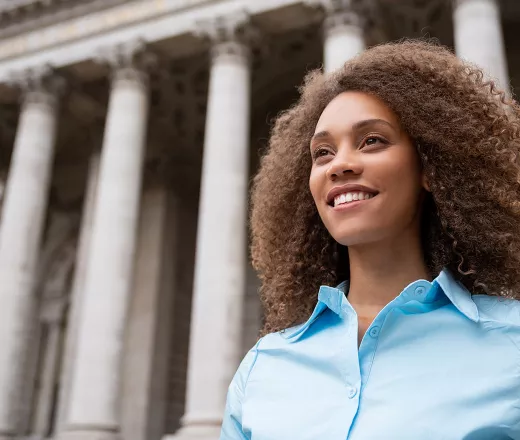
[168,14,252,440]
[0,67,63,440]
[453,0,509,91]
[121,183,177,440]
[55,150,100,434]
[59,41,153,440]
[308,0,365,73]
[32,296,69,437]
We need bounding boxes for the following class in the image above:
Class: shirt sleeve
[219,339,262,440]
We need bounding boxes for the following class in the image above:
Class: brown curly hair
[250,40,520,336]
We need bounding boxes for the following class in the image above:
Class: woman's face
[309,91,428,247]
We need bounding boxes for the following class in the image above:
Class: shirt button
[369,326,380,338]
[347,386,358,399]
[414,286,426,296]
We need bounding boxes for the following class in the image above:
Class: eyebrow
[311,118,396,143]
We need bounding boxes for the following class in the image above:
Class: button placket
[368,326,380,338]
[340,304,362,423]
[358,308,394,391]
[347,386,358,399]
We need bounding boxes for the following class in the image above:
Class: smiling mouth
[328,191,378,208]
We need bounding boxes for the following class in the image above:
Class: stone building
[0,0,514,439]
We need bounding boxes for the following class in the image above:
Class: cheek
[378,147,421,185]
[379,155,423,214]
[308,169,323,204]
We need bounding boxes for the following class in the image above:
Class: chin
[328,224,387,247]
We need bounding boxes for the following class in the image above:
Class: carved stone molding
[324,9,364,32]
[306,0,356,13]
[0,0,78,14]
[95,39,158,89]
[8,64,66,107]
[210,40,251,63]
[195,11,259,63]
[195,11,249,42]
[0,0,130,40]
[453,0,485,7]
[305,0,370,31]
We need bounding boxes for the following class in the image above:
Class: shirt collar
[281,267,478,341]
[435,268,479,322]
[317,281,349,315]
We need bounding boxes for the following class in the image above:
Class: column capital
[453,0,497,7]
[8,65,65,107]
[324,9,364,33]
[305,0,356,14]
[194,11,258,63]
[95,39,158,89]
[305,0,365,33]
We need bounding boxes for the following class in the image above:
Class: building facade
[0,0,515,439]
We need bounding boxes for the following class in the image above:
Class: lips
[326,184,379,206]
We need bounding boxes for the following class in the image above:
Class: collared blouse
[220,268,520,440]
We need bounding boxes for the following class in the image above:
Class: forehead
[315,91,400,132]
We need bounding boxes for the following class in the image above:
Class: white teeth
[333,191,375,207]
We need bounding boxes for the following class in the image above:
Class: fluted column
[453,0,509,91]
[59,41,153,440]
[308,0,365,73]
[0,67,63,439]
[168,14,252,440]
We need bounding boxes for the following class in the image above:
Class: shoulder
[232,338,263,390]
[228,331,291,399]
[472,294,520,327]
[470,295,520,359]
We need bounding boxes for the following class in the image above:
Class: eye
[362,136,387,149]
[312,146,333,161]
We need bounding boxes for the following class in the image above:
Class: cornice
[0,0,130,39]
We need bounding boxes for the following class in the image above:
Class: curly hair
[250,40,520,336]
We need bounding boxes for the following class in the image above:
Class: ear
[421,172,431,192]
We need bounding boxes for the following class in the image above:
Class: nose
[326,154,363,180]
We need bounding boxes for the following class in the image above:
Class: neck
[346,230,430,309]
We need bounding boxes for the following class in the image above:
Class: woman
[221,41,520,439]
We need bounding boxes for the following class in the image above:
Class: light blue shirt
[220,269,520,440]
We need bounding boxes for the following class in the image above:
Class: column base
[56,430,121,440]
[162,425,221,440]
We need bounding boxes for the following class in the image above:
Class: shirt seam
[359,313,392,392]
[477,316,520,329]
[359,333,380,392]
[244,336,263,395]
